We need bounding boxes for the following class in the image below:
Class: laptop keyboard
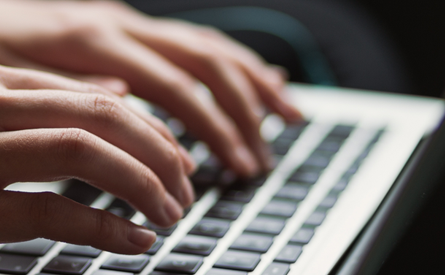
[0,108,384,275]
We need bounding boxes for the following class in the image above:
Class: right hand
[0,65,196,254]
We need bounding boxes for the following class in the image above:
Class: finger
[0,190,156,255]
[194,26,304,122]
[0,128,183,227]
[0,65,196,174]
[24,27,261,176]
[0,46,130,96]
[123,20,272,169]
[0,89,195,207]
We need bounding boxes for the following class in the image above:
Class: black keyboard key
[62,179,102,206]
[272,142,291,156]
[146,223,177,236]
[302,153,332,169]
[289,228,314,244]
[1,238,55,256]
[261,200,297,218]
[221,186,257,203]
[150,272,184,275]
[305,211,326,226]
[155,253,203,274]
[101,254,150,273]
[214,251,260,272]
[277,123,307,140]
[145,237,164,255]
[230,234,273,253]
[245,217,285,235]
[0,253,37,274]
[43,255,92,275]
[262,262,290,275]
[178,133,197,150]
[274,184,308,201]
[319,195,337,208]
[105,199,135,220]
[205,201,244,220]
[92,271,133,275]
[61,244,102,258]
[173,235,217,256]
[332,176,351,192]
[191,167,221,187]
[288,171,319,185]
[275,245,302,263]
[206,268,247,275]
[316,137,344,152]
[234,176,267,187]
[328,125,354,138]
[189,218,230,238]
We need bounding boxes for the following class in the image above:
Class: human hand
[0,65,196,254]
[0,0,303,176]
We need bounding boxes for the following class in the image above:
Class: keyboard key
[105,199,136,220]
[173,235,217,256]
[262,262,290,275]
[101,254,150,273]
[214,251,261,271]
[328,125,354,138]
[61,244,102,258]
[150,272,184,275]
[235,176,267,187]
[305,211,326,226]
[230,234,273,253]
[43,255,92,275]
[1,238,55,256]
[189,218,230,238]
[155,253,203,274]
[146,223,177,236]
[275,184,308,201]
[92,271,133,275]
[206,268,247,275]
[0,253,37,275]
[191,167,221,187]
[205,201,244,220]
[245,217,285,235]
[261,200,297,218]
[277,123,307,140]
[302,153,332,169]
[288,171,319,185]
[62,179,102,206]
[221,186,257,203]
[319,195,337,208]
[289,228,314,244]
[316,137,344,152]
[275,245,302,263]
[145,237,164,255]
[332,176,351,192]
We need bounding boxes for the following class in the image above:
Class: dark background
[350,0,445,97]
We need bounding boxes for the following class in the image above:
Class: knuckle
[53,128,95,163]
[88,94,125,125]
[193,47,225,70]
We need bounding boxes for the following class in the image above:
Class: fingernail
[180,176,195,207]
[278,93,304,122]
[127,226,156,249]
[269,65,289,81]
[163,193,183,223]
[178,146,197,174]
[235,146,260,176]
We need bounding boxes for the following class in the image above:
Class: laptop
[1,83,444,275]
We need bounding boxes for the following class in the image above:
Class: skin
[0,0,302,254]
